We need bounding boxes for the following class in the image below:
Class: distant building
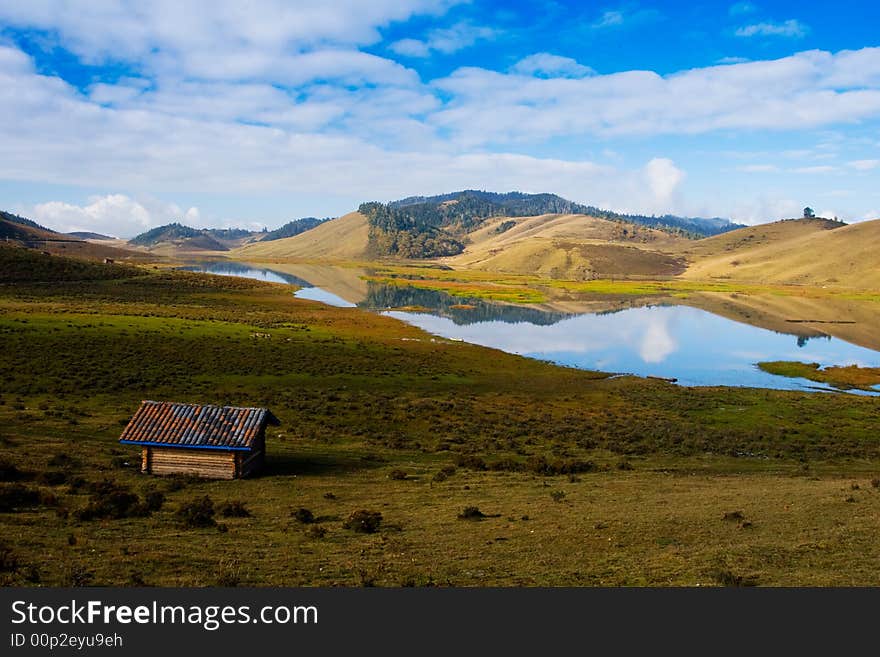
[103,258,114,264]
[118,401,279,479]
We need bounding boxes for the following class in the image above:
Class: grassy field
[758,362,880,392]
[2,246,880,586]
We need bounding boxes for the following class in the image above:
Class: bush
[550,490,566,502]
[343,509,382,533]
[75,482,148,521]
[177,496,216,528]
[0,483,43,512]
[457,506,486,520]
[388,469,408,480]
[217,500,251,518]
[722,511,745,522]
[36,470,68,486]
[291,508,314,524]
[453,454,487,471]
[143,491,165,512]
[48,454,80,469]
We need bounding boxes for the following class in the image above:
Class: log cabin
[118,401,280,479]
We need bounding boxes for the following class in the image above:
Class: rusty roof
[119,401,280,451]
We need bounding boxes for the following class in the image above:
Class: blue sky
[0,0,878,237]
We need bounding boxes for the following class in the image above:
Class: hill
[261,217,326,242]
[361,191,741,259]
[234,211,370,260]
[0,243,141,282]
[678,217,880,288]
[129,223,233,252]
[448,213,687,279]
[67,231,115,240]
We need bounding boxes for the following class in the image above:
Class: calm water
[183,261,880,393]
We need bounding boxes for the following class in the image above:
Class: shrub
[75,483,148,521]
[343,509,382,533]
[722,511,745,522]
[36,470,68,486]
[48,454,80,469]
[388,469,408,480]
[0,483,43,512]
[217,500,251,518]
[872,478,880,489]
[457,506,486,520]
[550,490,566,502]
[291,508,314,524]
[453,454,487,470]
[177,496,216,528]
[143,491,165,512]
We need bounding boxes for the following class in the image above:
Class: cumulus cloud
[735,19,809,38]
[430,48,880,144]
[389,21,496,58]
[31,195,200,238]
[511,53,594,78]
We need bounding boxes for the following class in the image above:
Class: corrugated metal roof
[119,401,280,451]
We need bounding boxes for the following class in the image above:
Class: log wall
[144,447,237,479]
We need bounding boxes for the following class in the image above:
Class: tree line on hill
[361,190,744,259]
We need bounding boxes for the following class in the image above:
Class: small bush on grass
[143,490,165,512]
[75,481,148,521]
[457,506,486,520]
[343,509,382,534]
[0,483,46,512]
[292,508,315,524]
[388,469,408,480]
[177,496,216,528]
[217,500,251,518]
[36,470,68,486]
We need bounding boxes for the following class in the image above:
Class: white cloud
[791,165,838,174]
[389,21,496,58]
[0,1,461,79]
[31,195,200,237]
[430,48,880,144]
[849,159,880,171]
[592,10,625,29]
[589,7,661,30]
[716,56,751,65]
[388,38,431,58]
[644,158,685,208]
[735,19,809,38]
[511,53,594,78]
[738,164,780,173]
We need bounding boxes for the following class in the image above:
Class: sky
[0,1,878,237]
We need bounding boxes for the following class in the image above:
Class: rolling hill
[448,213,688,279]
[678,217,880,288]
[1,212,150,262]
[234,211,371,260]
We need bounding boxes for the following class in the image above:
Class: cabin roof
[118,401,280,451]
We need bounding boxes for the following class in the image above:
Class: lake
[182,261,880,393]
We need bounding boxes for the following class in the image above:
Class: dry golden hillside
[680,218,880,288]
[449,214,687,279]
[235,211,369,260]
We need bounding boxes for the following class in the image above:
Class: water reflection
[181,261,880,392]
[385,305,880,392]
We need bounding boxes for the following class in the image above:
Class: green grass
[758,361,880,391]
[3,249,880,586]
